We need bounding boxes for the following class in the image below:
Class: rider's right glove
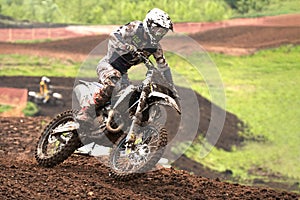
[126,44,137,53]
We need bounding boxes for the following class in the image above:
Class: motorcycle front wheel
[109,122,167,180]
[35,110,81,167]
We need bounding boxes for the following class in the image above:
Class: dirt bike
[35,52,181,180]
[28,88,65,106]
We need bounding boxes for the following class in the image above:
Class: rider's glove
[126,44,137,53]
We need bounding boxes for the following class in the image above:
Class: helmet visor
[151,26,168,37]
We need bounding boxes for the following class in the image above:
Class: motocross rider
[39,76,51,103]
[75,8,175,124]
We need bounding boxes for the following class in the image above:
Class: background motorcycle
[28,87,65,106]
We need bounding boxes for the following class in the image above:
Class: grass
[0,54,80,77]
[12,39,54,44]
[0,102,39,116]
[0,104,13,113]
[22,102,39,116]
[128,45,300,189]
[129,46,300,187]
[182,45,300,187]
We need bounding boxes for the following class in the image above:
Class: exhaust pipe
[106,110,124,133]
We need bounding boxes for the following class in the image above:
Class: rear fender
[28,91,37,97]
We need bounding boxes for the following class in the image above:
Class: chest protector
[109,23,158,74]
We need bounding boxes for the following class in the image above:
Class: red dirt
[0,87,28,117]
[0,28,85,42]
[1,14,300,199]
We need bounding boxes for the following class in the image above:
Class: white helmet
[143,8,173,44]
[41,76,50,83]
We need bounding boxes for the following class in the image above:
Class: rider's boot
[42,94,50,104]
[75,105,95,129]
[75,86,112,129]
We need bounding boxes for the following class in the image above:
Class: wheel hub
[127,144,150,165]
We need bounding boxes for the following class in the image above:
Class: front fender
[52,92,63,99]
[148,91,181,114]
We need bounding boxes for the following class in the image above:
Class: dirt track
[1,14,300,199]
[1,14,300,57]
[0,117,299,199]
[0,24,300,59]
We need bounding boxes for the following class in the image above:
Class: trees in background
[0,0,233,24]
[0,0,298,24]
[225,0,270,14]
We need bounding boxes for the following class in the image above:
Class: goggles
[151,26,168,37]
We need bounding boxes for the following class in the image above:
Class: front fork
[125,78,151,147]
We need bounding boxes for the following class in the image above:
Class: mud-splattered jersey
[107,20,169,74]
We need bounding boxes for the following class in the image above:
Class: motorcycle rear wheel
[35,110,81,167]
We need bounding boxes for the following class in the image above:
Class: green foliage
[0,0,63,23]
[0,102,38,116]
[22,101,39,116]
[1,0,300,24]
[0,104,13,113]
[224,0,238,9]
[2,0,299,24]
[232,0,300,17]
[0,0,233,24]
[203,1,233,21]
[235,0,270,13]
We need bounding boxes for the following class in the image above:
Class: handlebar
[134,50,179,98]
[135,51,155,70]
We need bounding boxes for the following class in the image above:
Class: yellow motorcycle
[28,76,65,106]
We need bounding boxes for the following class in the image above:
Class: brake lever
[135,51,154,69]
[135,51,146,61]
